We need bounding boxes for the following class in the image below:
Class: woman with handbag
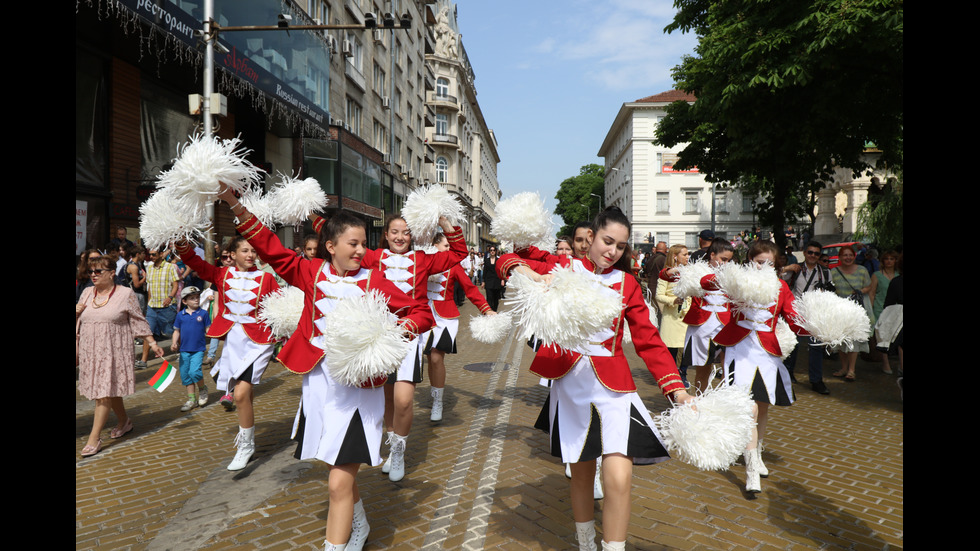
[830,245,871,381]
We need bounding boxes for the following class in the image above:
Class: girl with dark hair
[176,233,281,472]
[345,213,467,482]
[423,232,497,422]
[708,240,806,493]
[499,206,692,551]
[659,237,734,392]
[215,185,433,551]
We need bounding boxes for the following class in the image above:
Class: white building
[597,91,757,251]
[424,0,501,249]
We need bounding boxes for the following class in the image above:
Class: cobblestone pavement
[77,301,903,550]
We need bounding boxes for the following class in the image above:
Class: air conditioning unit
[343,123,351,132]
[383,153,391,164]
[406,169,415,179]
[382,96,391,109]
[332,117,343,127]
[342,39,353,57]
[326,35,338,54]
[373,29,384,44]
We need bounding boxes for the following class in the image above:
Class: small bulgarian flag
[148,360,177,393]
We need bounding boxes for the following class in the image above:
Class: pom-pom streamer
[792,289,872,348]
[268,174,329,227]
[257,286,305,339]
[491,192,555,249]
[672,261,714,299]
[401,185,464,245]
[469,312,514,344]
[504,267,622,350]
[138,187,210,251]
[713,261,781,309]
[655,376,755,471]
[321,291,412,386]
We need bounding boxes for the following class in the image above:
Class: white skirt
[681,314,725,367]
[389,334,424,384]
[210,324,275,391]
[291,360,385,466]
[722,333,796,406]
[424,309,459,354]
[535,358,671,466]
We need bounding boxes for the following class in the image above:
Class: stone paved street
[76,301,903,550]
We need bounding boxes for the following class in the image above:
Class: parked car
[821,241,860,269]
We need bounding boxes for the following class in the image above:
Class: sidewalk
[76,302,903,550]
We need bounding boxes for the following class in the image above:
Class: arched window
[436,156,449,183]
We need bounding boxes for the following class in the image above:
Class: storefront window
[76,50,106,187]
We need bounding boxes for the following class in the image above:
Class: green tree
[554,164,605,236]
[856,168,903,250]
[657,0,903,250]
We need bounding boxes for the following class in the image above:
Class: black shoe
[811,381,830,395]
[789,372,799,384]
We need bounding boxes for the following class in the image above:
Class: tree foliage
[554,164,605,236]
[657,0,903,248]
[856,169,903,250]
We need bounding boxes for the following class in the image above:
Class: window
[436,77,449,98]
[394,137,402,165]
[347,35,363,71]
[656,232,670,246]
[345,97,362,135]
[373,62,386,95]
[742,195,755,214]
[373,120,387,153]
[656,192,669,214]
[436,113,448,135]
[436,156,449,183]
[685,232,699,250]
[715,191,728,214]
[684,191,700,214]
[393,88,401,115]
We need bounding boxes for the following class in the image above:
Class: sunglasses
[88,269,111,275]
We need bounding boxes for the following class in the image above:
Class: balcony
[429,133,459,147]
[345,62,365,91]
[428,92,459,110]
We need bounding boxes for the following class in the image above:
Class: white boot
[348,499,370,551]
[575,520,597,551]
[565,463,572,479]
[593,456,604,500]
[430,387,444,422]
[602,541,626,551]
[756,440,769,478]
[388,433,407,482]
[744,448,762,493]
[381,431,394,474]
[323,541,347,551]
[227,426,255,471]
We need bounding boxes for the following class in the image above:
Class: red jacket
[235,215,434,385]
[177,246,279,344]
[428,263,492,319]
[708,275,808,357]
[498,248,684,395]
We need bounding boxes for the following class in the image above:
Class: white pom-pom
[321,291,412,386]
[775,318,798,359]
[469,312,513,343]
[491,192,555,249]
[138,187,210,251]
[156,133,263,201]
[401,185,464,245]
[269,174,329,227]
[505,267,622,350]
[257,286,305,339]
[713,262,781,308]
[792,290,872,348]
[673,261,714,299]
[655,379,755,471]
[239,186,278,229]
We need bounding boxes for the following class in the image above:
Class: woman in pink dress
[77,256,164,457]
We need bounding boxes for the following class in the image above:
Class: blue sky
[454,1,698,213]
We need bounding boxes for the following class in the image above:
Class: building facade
[597,91,757,251]
[423,1,501,249]
[76,0,496,258]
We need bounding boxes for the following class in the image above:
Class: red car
[821,241,860,269]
